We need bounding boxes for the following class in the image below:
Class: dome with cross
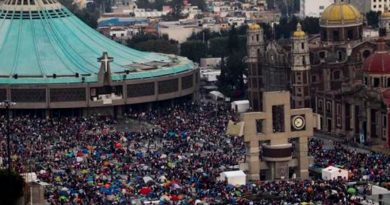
[0,0,194,84]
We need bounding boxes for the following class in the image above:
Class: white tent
[209,91,225,101]
[231,100,250,113]
[21,172,38,183]
[371,185,390,195]
[321,166,348,180]
[219,170,246,186]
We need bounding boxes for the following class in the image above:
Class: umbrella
[59,196,67,202]
[347,187,356,195]
[143,176,153,183]
[139,187,152,195]
[160,154,167,159]
[171,183,181,190]
[171,195,180,201]
[115,143,122,149]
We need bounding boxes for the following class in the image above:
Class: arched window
[319,51,326,59]
[363,50,371,59]
[301,42,304,49]
[337,51,343,61]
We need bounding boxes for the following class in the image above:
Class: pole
[6,102,10,173]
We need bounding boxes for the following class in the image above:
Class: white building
[370,0,390,13]
[226,17,246,27]
[200,57,222,68]
[300,0,334,18]
[158,22,201,43]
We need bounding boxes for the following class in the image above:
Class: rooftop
[0,0,193,84]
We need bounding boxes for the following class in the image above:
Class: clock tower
[242,91,318,180]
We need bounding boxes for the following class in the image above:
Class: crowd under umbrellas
[0,101,388,204]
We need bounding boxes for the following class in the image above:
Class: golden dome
[293,23,306,38]
[320,2,363,26]
[248,23,261,30]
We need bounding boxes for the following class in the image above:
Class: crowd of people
[0,101,387,204]
[310,138,390,184]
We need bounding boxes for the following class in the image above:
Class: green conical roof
[0,0,193,84]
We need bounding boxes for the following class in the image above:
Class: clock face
[292,115,305,130]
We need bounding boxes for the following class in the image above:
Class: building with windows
[247,0,390,158]
[0,0,199,116]
[299,0,334,18]
[369,0,390,13]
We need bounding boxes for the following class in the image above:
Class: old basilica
[247,0,390,147]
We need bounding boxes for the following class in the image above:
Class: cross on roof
[98,52,113,73]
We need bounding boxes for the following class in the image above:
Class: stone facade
[243,91,316,180]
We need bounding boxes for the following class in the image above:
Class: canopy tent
[219,170,246,186]
[21,172,38,183]
[231,100,250,113]
[209,91,225,101]
[371,185,390,195]
[321,166,348,180]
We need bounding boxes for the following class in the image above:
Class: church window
[363,50,371,59]
[347,29,354,40]
[311,75,317,82]
[322,30,327,41]
[337,51,343,61]
[272,105,285,133]
[319,51,326,59]
[333,71,341,79]
[333,30,340,41]
[301,42,304,49]
[374,78,380,87]
[256,119,264,133]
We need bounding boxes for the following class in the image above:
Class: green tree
[301,17,320,34]
[367,11,380,28]
[170,0,184,19]
[180,41,207,62]
[227,26,239,53]
[127,32,178,54]
[133,40,178,54]
[59,0,99,28]
[275,15,298,39]
[189,0,206,11]
[217,26,247,98]
[209,37,228,57]
[0,170,25,205]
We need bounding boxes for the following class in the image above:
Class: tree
[367,11,380,28]
[301,17,320,34]
[209,37,228,57]
[59,0,100,28]
[170,0,184,19]
[127,32,178,54]
[0,170,25,205]
[133,40,178,54]
[217,26,247,98]
[189,0,206,11]
[227,26,239,53]
[275,16,299,39]
[180,41,207,62]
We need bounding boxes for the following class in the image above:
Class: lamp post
[0,100,16,172]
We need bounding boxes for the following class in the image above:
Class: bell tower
[246,23,265,111]
[291,23,311,108]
